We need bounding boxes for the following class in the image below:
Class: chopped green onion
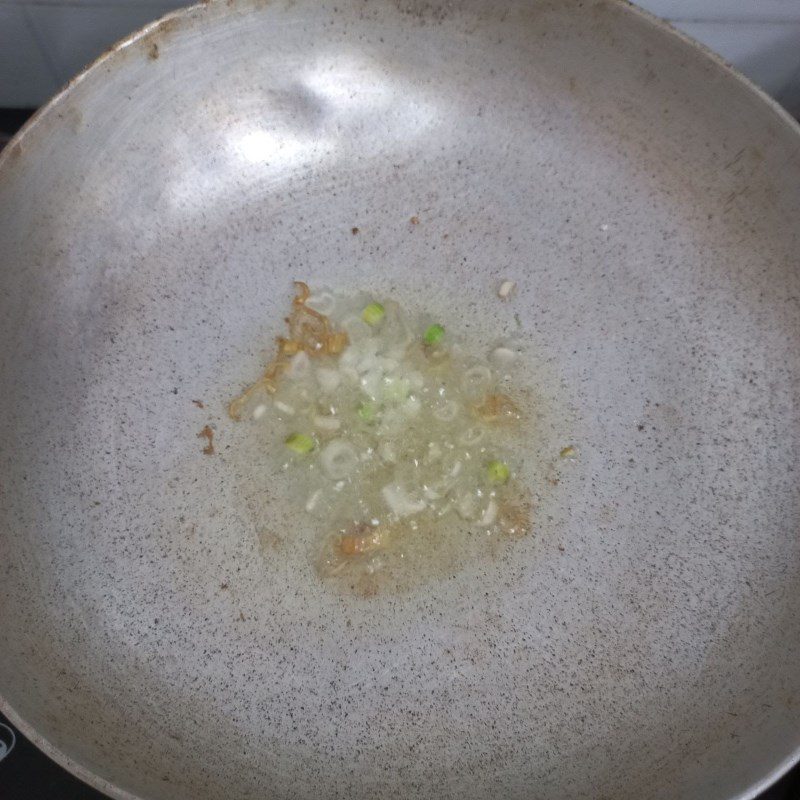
[358,400,378,422]
[486,460,510,484]
[362,302,385,326]
[285,432,315,454]
[424,323,445,345]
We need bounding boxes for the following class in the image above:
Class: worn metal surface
[1,1,800,798]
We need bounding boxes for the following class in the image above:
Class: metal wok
[1,1,799,798]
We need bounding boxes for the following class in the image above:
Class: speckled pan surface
[1,1,800,798]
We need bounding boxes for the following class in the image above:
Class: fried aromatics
[228,282,349,420]
[473,393,521,423]
[337,523,389,557]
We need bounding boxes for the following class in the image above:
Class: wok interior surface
[1,1,800,798]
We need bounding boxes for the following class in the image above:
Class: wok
[1,1,799,798]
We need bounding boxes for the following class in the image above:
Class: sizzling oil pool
[229,283,573,596]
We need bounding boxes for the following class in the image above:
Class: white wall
[1,0,799,112]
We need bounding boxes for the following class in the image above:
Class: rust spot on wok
[155,16,182,37]
[137,13,185,58]
[197,425,215,455]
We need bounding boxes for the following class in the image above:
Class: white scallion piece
[382,484,427,518]
[498,280,516,299]
[459,426,485,446]
[305,489,323,513]
[462,365,492,395]
[477,499,498,527]
[307,291,335,315]
[455,491,479,521]
[320,439,359,480]
[490,346,517,367]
